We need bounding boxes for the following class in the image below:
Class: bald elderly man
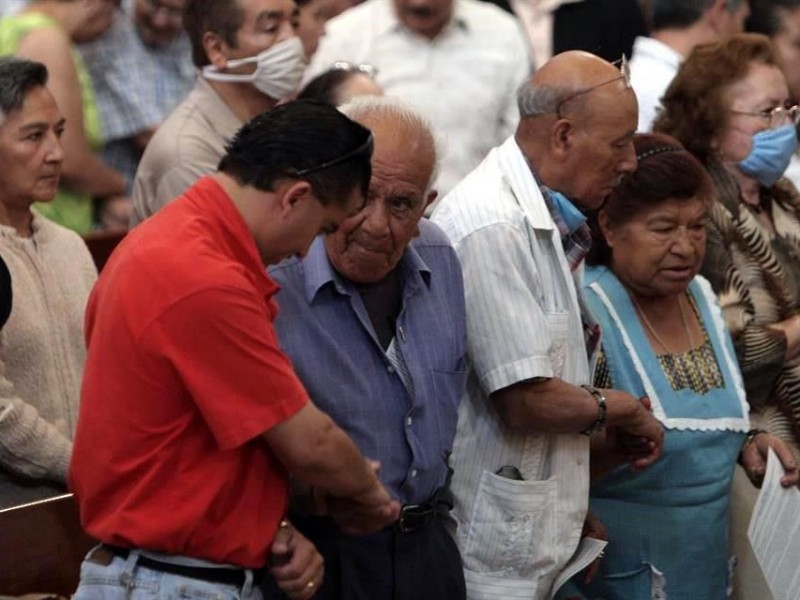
[267,97,467,600]
[432,51,665,599]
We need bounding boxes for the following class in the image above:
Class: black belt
[396,488,453,534]
[95,544,266,587]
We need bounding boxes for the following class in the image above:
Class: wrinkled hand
[326,485,401,535]
[581,511,608,584]
[740,432,799,488]
[324,459,400,535]
[269,520,324,600]
[606,392,664,470]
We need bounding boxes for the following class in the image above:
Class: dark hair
[183,0,245,68]
[587,133,714,266]
[218,99,372,206]
[653,33,781,162]
[645,0,745,30]
[0,57,48,120]
[297,69,359,105]
[747,0,800,36]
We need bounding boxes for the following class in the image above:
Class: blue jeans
[74,545,263,600]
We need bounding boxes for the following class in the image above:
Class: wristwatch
[580,385,607,436]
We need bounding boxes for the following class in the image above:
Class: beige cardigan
[0,214,96,509]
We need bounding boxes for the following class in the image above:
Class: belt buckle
[397,504,421,534]
[397,503,436,534]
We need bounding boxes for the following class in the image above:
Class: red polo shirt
[70,176,308,568]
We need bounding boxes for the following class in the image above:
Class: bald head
[518,51,633,120]
[327,97,439,283]
[515,51,638,212]
[339,96,439,193]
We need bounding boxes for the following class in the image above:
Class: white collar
[632,36,683,69]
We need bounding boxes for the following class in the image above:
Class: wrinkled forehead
[371,137,435,195]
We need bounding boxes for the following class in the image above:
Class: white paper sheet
[551,536,608,596]
[747,447,800,600]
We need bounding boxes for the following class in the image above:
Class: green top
[0,12,103,234]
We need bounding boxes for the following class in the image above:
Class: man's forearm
[288,417,379,500]
[492,377,604,432]
[491,377,643,433]
[264,403,380,502]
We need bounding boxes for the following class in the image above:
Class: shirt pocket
[546,310,571,379]
[431,368,467,455]
[462,468,558,579]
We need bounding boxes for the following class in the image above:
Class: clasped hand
[740,432,799,488]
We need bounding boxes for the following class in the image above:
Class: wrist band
[744,428,768,448]
[580,385,607,436]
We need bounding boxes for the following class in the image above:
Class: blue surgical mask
[738,124,798,187]
[548,190,586,233]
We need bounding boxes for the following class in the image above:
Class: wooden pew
[0,494,96,596]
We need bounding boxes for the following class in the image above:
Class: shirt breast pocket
[463,469,558,579]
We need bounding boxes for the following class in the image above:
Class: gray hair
[0,57,48,126]
[338,96,441,195]
[516,79,584,119]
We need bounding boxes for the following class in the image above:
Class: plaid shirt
[78,12,195,189]
[540,186,592,272]
[79,13,195,144]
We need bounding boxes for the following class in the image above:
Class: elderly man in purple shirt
[266,96,467,600]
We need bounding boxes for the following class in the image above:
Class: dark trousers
[261,514,466,600]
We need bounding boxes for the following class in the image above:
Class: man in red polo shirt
[70,100,399,600]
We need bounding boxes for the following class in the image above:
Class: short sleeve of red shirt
[142,282,308,450]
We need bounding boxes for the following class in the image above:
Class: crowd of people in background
[3,0,800,599]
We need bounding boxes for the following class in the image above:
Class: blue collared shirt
[269,220,467,505]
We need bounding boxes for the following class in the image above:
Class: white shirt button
[410,469,418,478]
[406,417,413,426]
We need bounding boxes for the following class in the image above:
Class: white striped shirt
[431,137,596,600]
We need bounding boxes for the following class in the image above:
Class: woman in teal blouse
[560,133,799,600]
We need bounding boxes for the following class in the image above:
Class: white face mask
[202,37,307,100]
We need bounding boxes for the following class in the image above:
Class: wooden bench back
[0,494,96,595]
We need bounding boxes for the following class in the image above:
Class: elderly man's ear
[425,190,438,210]
[552,119,574,160]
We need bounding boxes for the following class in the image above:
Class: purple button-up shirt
[269,220,467,504]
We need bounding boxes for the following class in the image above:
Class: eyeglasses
[291,133,374,177]
[140,0,183,22]
[331,61,379,79]
[555,55,631,118]
[730,104,800,129]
